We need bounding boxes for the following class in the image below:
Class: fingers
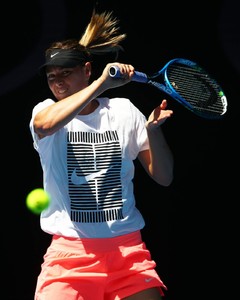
[160,99,168,109]
[146,101,173,129]
[108,63,135,79]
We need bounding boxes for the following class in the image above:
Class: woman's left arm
[138,99,174,186]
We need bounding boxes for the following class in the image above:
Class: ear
[84,62,92,79]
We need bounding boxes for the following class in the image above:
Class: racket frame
[109,58,228,119]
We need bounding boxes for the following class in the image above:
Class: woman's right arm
[33,63,134,139]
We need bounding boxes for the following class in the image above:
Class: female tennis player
[29,9,174,300]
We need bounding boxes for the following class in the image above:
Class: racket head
[154,58,228,119]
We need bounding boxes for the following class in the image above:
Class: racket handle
[109,66,148,83]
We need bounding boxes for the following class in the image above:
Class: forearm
[146,126,174,186]
[33,77,107,137]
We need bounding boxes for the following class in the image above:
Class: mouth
[57,88,68,94]
[53,88,69,100]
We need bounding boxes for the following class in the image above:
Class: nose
[55,78,64,86]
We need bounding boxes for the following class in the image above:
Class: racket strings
[167,64,226,117]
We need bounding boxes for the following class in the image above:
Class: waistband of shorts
[51,230,143,252]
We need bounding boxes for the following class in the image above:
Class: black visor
[39,49,89,73]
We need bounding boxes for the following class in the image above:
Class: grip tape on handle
[109,66,148,83]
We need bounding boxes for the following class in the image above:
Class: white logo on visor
[50,52,59,58]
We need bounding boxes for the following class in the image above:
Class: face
[46,63,91,101]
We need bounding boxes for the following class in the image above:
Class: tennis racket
[109,58,228,119]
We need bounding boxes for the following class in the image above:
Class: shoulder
[98,97,146,125]
[32,98,55,114]
[109,97,145,118]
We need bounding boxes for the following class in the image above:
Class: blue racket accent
[109,66,148,83]
[109,58,228,119]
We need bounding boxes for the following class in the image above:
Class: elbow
[160,175,174,187]
[151,161,174,187]
[33,119,55,137]
[156,174,174,187]
[152,167,174,187]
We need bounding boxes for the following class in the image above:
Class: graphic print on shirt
[67,130,123,223]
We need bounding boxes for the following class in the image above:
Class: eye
[62,70,71,77]
[47,74,55,81]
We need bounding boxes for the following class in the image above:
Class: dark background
[2,0,238,299]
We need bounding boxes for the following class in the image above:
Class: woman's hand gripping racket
[109,58,228,119]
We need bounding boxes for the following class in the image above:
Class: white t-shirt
[29,97,149,238]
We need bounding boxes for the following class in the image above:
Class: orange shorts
[35,231,167,300]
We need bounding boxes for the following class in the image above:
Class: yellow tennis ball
[26,188,50,214]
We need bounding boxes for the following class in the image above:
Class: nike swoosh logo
[71,167,111,185]
[145,278,153,283]
[50,52,59,58]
